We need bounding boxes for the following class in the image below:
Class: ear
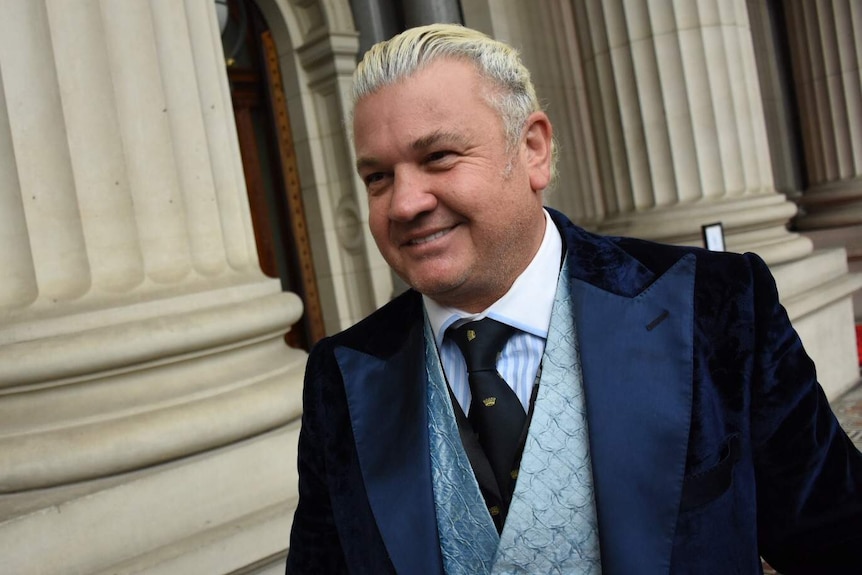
[522,111,553,192]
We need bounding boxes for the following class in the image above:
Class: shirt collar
[424,209,563,348]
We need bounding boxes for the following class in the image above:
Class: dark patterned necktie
[448,318,526,510]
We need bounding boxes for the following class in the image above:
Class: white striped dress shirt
[424,210,563,414]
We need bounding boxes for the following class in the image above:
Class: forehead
[352,59,499,144]
[355,56,488,104]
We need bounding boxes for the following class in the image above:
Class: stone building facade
[0,0,859,572]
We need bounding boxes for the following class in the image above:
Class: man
[287,24,862,574]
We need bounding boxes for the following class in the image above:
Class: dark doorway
[219,0,325,350]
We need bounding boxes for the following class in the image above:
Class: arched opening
[218,0,325,350]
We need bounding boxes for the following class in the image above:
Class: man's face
[353,58,552,312]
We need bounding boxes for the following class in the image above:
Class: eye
[362,171,392,194]
[427,151,448,161]
[425,150,456,166]
[364,172,385,185]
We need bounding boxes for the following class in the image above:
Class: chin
[406,275,462,299]
[400,261,473,297]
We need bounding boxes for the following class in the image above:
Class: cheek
[367,198,388,233]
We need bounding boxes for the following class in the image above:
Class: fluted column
[0,64,38,310]
[780,0,862,322]
[0,0,305,496]
[783,0,862,229]
[0,0,91,302]
[400,0,461,27]
[350,0,400,54]
[462,0,605,227]
[571,0,812,264]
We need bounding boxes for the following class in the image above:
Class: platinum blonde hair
[351,24,543,155]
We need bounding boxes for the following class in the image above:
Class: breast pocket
[679,434,741,512]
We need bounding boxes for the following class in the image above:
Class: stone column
[573,0,815,264]
[782,0,862,319]
[746,0,806,200]
[783,0,862,229]
[463,0,862,398]
[0,0,305,571]
[462,0,610,229]
[350,0,400,54]
[400,0,462,27]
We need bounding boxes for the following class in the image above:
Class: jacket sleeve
[746,253,862,572]
[286,341,349,575]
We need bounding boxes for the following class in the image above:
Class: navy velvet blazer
[287,209,862,574]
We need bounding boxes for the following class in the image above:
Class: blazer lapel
[572,254,695,574]
[551,208,695,574]
[335,316,444,575]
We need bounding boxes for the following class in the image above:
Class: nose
[388,167,437,222]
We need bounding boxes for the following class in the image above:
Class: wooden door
[222,0,325,350]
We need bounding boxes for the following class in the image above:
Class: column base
[597,193,813,265]
[800,224,862,321]
[770,249,862,400]
[0,280,305,493]
[0,425,297,574]
[795,179,862,230]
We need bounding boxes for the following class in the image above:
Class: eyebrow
[410,130,468,151]
[355,130,470,172]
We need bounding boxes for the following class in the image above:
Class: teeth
[410,228,449,245]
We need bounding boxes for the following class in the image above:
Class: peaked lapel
[552,210,695,574]
[334,299,444,575]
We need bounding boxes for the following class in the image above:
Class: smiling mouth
[407,227,454,246]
